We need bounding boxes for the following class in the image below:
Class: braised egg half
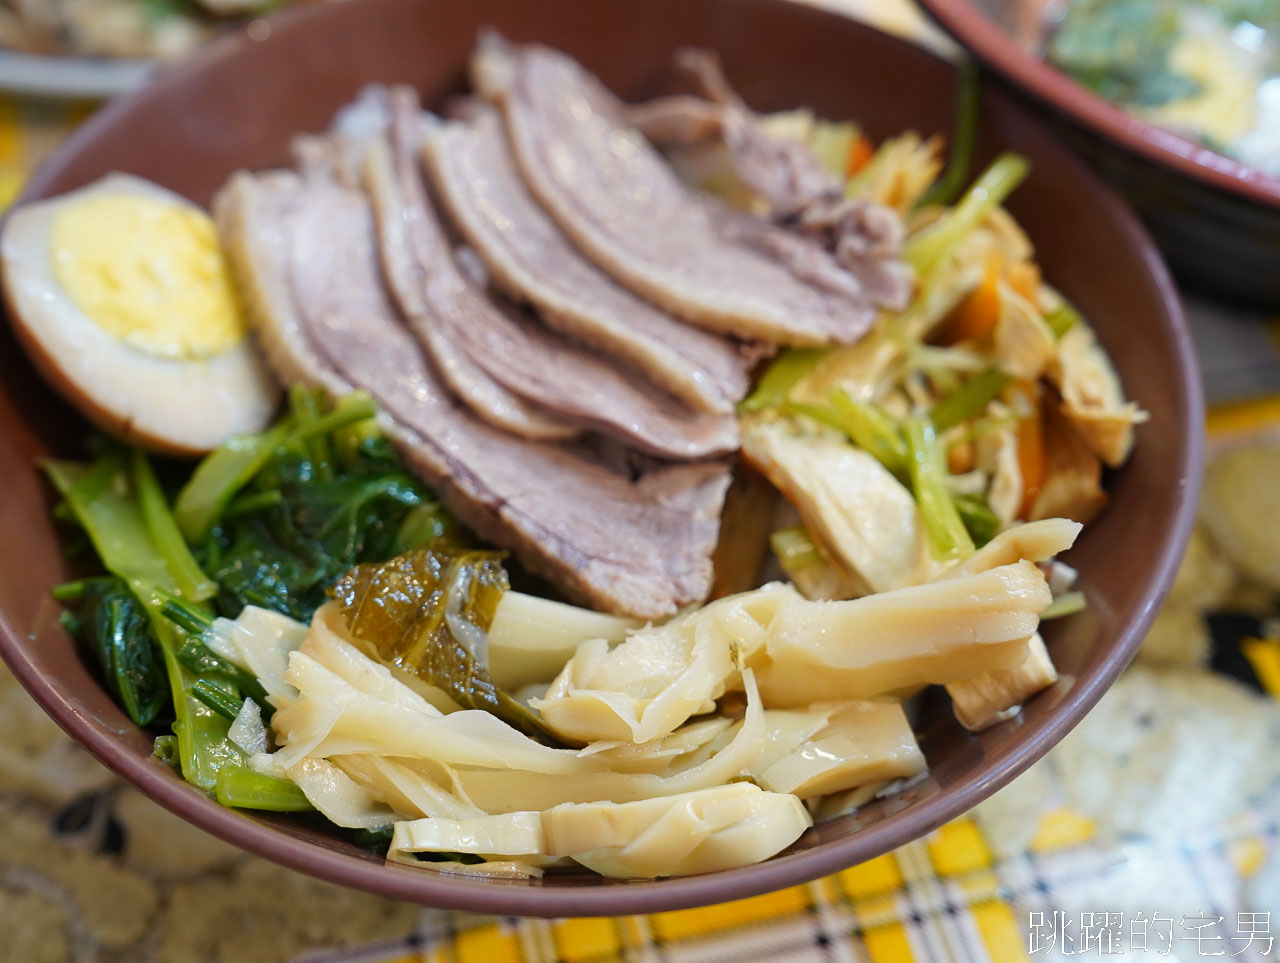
[1,173,278,455]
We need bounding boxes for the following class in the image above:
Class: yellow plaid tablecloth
[3,10,1280,959]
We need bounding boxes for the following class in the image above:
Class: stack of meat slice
[214,37,910,618]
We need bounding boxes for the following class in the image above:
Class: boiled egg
[1,173,278,455]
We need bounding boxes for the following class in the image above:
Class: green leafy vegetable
[174,421,292,545]
[1049,0,1200,108]
[45,456,242,792]
[46,391,456,798]
[903,417,975,561]
[351,826,395,852]
[189,390,449,623]
[64,577,169,727]
[331,544,556,741]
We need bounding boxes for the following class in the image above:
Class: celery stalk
[784,400,846,432]
[739,349,828,412]
[930,368,1012,433]
[771,527,822,573]
[953,493,1001,547]
[905,153,1031,277]
[903,418,975,560]
[919,59,980,209]
[1046,300,1083,339]
[827,390,909,476]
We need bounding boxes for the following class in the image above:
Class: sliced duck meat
[630,47,912,302]
[292,87,578,442]
[633,47,838,219]
[214,169,730,619]
[423,105,762,415]
[716,210,911,313]
[630,92,838,221]
[472,36,909,345]
[364,91,738,460]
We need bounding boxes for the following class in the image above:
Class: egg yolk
[50,193,245,359]
[1140,31,1259,149]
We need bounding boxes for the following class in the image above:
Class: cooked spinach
[46,456,243,792]
[185,389,455,623]
[46,389,459,797]
[61,577,169,727]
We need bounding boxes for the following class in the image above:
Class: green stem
[51,579,91,601]
[174,421,291,545]
[739,349,827,413]
[953,493,1001,547]
[44,457,240,793]
[160,597,213,635]
[1046,300,1083,338]
[827,390,910,476]
[783,400,847,432]
[930,368,1012,434]
[905,153,1031,277]
[215,767,314,812]
[191,679,243,721]
[131,450,217,602]
[289,385,334,482]
[904,417,975,560]
[771,527,821,571]
[223,490,286,519]
[292,391,377,441]
[918,58,981,209]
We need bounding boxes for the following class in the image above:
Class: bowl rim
[0,0,1205,916]
[916,0,1280,207]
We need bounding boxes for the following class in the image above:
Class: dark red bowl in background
[916,0,1280,308]
[0,0,1202,916]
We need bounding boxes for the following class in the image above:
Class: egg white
[2,173,279,455]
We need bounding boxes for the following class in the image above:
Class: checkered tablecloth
[3,4,1280,961]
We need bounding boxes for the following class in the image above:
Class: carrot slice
[846,135,874,177]
[935,258,1002,346]
[1016,389,1046,519]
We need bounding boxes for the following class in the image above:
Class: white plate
[0,48,153,99]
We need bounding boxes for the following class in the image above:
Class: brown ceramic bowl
[916,0,1280,307]
[0,0,1202,916]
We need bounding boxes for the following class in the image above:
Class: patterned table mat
[4,3,1280,961]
